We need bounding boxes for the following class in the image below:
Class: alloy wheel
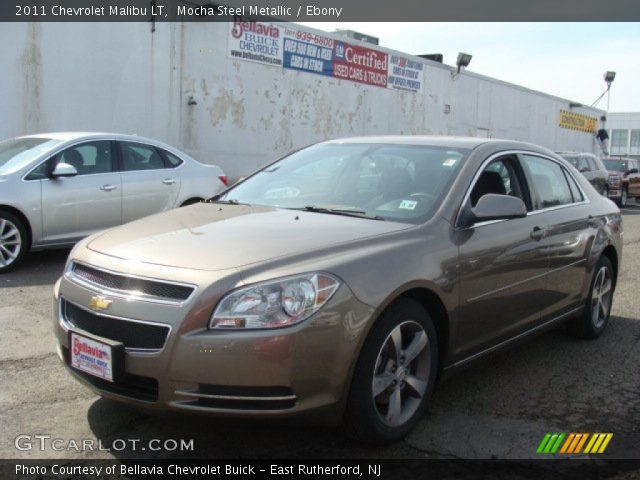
[591,266,612,329]
[371,320,430,427]
[0,218,22,268]
[621,188,628,207]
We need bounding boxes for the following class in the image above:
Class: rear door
[41,140,121,243]
[585,155,606,194]
[519,153,592,321]
[117,141,181,224]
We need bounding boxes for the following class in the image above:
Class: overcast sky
[298,22,640,112]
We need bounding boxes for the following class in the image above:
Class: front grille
[72,262,194,302]
[176,385,296,410]
[62,346,158,402]
[63,299,170,351]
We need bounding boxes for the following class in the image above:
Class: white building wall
[1,22,604,178]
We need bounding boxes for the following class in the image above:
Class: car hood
[87,203,410,271]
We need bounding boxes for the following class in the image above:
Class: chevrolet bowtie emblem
[88,295,112,311]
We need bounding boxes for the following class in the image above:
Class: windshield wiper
[295,205,385,221]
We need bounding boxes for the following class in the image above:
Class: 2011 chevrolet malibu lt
[0,132,228,272]
[53,136,622,443]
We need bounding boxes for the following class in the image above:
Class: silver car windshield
[221,143,470,224]
[0,137,62,175]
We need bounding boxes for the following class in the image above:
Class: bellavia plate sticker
[443,158,458,167]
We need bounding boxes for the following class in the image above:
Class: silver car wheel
[0,218,22,267]
[621,188,628,207]
[591,266,612,329]
[371,320,430,428]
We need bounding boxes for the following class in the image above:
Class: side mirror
[626,168,638,175]
[459,194,527,228]
[579,167,589,173]
[51,162,78,178]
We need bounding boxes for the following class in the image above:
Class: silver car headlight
[210,273,341,330]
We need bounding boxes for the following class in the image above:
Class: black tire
[0,210,29,273]
[344,298,438,444]
[566,256,615,339]
[603,186,609,198]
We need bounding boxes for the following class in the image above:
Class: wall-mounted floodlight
[451,52,472,80]
[591,71,617,110]
[604,71,616,86]
[456,53,472,73]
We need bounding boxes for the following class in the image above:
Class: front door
[41,140,122,243]
[455,155,549,360]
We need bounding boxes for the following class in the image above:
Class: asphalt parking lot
[1,205,639,461]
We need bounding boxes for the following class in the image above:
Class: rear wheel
[0,211,28,273]
[566,256,615,339]
[344,298,438,444]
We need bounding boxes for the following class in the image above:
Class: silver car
[0,132,227,272]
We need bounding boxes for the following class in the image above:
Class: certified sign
[333,41,388,88]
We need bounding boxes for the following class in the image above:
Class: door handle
[100,184,117,192]
[530,226,548,241]
[162,178,176,185]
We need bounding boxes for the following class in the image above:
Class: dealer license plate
[69,332,116,382]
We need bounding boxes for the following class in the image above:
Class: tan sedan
[54,136,622,443]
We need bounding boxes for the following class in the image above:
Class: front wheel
[344,298,438,444]
[0,211,28,273]
[566,256,615,339]
[616,188,628,208]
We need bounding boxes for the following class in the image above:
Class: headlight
[210,273,341,330]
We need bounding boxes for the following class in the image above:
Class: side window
[470,156,528,208]
[24,159,52,180]
[54,141,114,175]
[161,149,184,168]
[120,142,166,171]
[563,170,584,203]
[522,155,574,209]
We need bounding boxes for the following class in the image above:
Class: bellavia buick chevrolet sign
[228,19,425,92]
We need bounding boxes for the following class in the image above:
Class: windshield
[602,159,627,172]
[0,137,62,176]
[220,143,470,224]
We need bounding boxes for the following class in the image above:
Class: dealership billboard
[228,19,424,93]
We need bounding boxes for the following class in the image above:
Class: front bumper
[607,188,622,199]
[53,253,374,423]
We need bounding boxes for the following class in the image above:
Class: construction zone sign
[559,110,598,134]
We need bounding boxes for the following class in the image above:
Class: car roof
[19,132,159,143]
[323,135,502,149]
